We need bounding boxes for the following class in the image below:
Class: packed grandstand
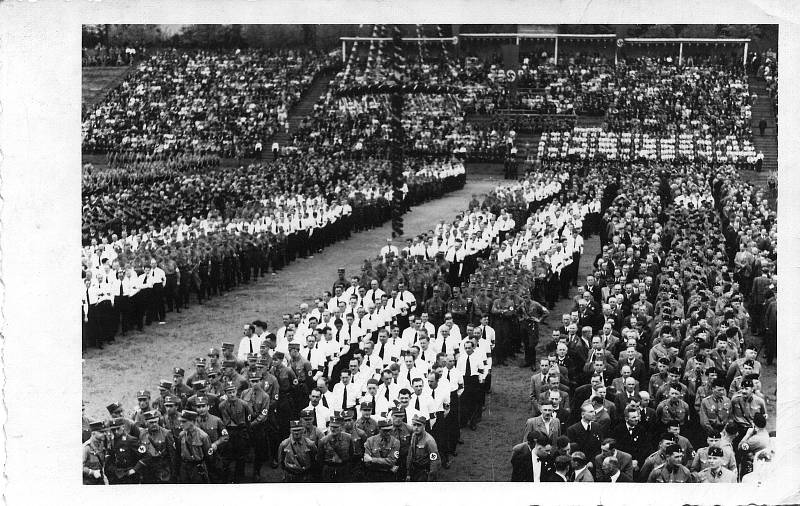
[81,24,777,485]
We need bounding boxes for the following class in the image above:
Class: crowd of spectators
[83,44,147,67]
[82,49,340,158]
[538,128,757,167]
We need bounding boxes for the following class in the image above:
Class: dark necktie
[446,369,451,381]
[322,397,328,408]
[385,388,390,401]
[249,339,253,354]
[370,396,376,413]
[378,343,385,359]
[407,370,412,383]
[415,398,420,410]
[431,388,435,399]
[465,355,472,377]
[442,335,447,354]
[342,386,348,409]
[307,348,312,361]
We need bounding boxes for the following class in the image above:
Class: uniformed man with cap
[160,395,183,446]
[317,413,355,482]
[152,380,173,414]
[187,380,220,417]
[343,408,368,481]
[364,418,401,482]
[136,410,177,484]
[278,420,317,482]
[131,390,153,428]
[172,367,194,408]
[106,401,141,438]
[646,442,695,482]
[694,446,737,483]
[104,418,143,484]
[177,410,212,483]
[194,395,229,484]
[356,401,379,437]
[272,351,299,452]
[221,359,249,393]
[219,381,254,483]
[388,407,414,480]
[406,414,440,481]
[83,421,109,485]
[241,372,271,481]
[187,357,209,385]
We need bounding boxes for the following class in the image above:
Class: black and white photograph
[78,22,779,484]
[1,1,799,505]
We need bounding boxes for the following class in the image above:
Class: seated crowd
[83,44,146,67]
[82,48,340,158]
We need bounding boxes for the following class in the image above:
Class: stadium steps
[745,77,778,191]
[516,132,540,163]
[263,70,337,162]
[465,162,506,179]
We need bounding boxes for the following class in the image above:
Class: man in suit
[546,455,572,482]
[594,438,634,481]
[610,407,651,471]
[529,358,551,416]
[601,455,632,482]
[566,404,604,461]
[571,451,594,482]
[510,430,555,482]
[614,376,641,418]
[522,402,561,446]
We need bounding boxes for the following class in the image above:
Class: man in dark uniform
[104,418,143,484]
[219,381,253,483]
[136,410,176,484]
[317,414,355,482]
[272,351,299,464]
[343,408,369,481]
[389,407,414,480]
[364,418,401,482]
[241,372,271,481]
[194,396,228,483]
[176,410,212,483]
[82,421,109,485]
[646,443,695,483]
[424,286,448,329]
[520,291,549,369]
[491,287,515,366]
[278,420,317,482]
[356,401,379,437]
[406,414,440,481]
[172,367,194,408]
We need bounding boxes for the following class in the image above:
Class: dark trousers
[221,428,250,483]
[147,283,165,323]
[165,274,179,312]
[117,295,133,333]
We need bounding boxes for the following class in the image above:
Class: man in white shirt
[146,258,167,324]
[332,369,360,411]
[394,281,418,314]
[364,279,386,307]
[376,370,400,409]
[306,389,332,429]
[399,354,425,390]
[379,238,400,261]
[237,323,264,361]
[457,340,487,430]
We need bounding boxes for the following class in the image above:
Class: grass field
[82,174,776,481]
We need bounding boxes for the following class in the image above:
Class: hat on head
[89,420,107,432]
[208,347,220,357]
[109,418,126,429]
[158,380,173,390]
[360,401,373,411]
[163,395,179,406]
[390,407,406,417]
[195,396,209,407]
[658,357,670,365]
[412,414,428,425]
[192,380,207,390]
[300,408,314,419]
[248,372,261,381]
[290,420,304,430]
[222,360,236,368]
[329,416,344,426]
[144,410,160,421]
[288,342,300,350]
[179,410,198,422]
[741,378,754,388]
[342,409,355,421]
[223,381,236,392]
[378,419,392,429]
[172,367,185,377]
[221,342,234,350]
[136,390,151,400]
[707,446,724,457]
[106,402,123,414]
[195,358,207,367]
[665,443,682,455]
[247,353,258,360]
